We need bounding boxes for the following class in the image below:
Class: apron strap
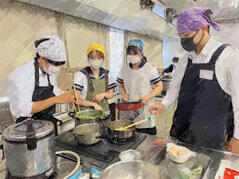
[104,69,109,92]
[187,58,193,65]
[83,67,109,92]
[47,73,52,86]
[84,67,95,92]
[34,60,52,87]
[208,44,230,65]
[34,60,40,88]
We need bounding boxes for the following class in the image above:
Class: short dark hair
[34,38,50,48]
[172,57,179,63]
[126,46,141,55]
[207,25,210,33]
[46,59,65,66]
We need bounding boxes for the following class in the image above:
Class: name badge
[199,69,214,80]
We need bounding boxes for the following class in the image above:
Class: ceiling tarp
[160,0,239,21]
[16,0,177,39]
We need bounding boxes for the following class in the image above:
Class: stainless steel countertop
[56,135,239,178]
[1,135,239,178]
[140,136,239,179]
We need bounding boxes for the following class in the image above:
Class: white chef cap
[35,35,66,62]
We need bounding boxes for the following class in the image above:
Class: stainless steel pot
[69,111,100,126]
[68,109,107,127]
[3,119,56,178]
[73,123,101,145]
[108,120,135,140]
[101,160,161,179]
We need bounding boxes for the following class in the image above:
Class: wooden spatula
[115,117,151,131]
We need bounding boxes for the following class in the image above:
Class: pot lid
[3,119,54,142]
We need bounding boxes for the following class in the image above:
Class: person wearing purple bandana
[149,7,239,154]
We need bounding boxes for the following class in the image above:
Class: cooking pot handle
[97,126,108,139]
[25,119,37,150]
[97,127,118,142]
[101,114,112,121]
[129,111,140,121]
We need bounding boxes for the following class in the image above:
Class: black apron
[170,44,234,150]
[16,60,58,135]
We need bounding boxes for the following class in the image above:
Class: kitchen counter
[1,134,239,178]
[138,136,239,178]
[55,135,239,178]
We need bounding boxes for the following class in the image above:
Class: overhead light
[157,0,168,7]
[234,0,239,8]
[140,0,155,10]
[165,8,176,23]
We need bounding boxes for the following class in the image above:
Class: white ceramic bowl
[167,143,194,164]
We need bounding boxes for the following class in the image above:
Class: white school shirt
[117,59,161,128]
[7,59,61,118]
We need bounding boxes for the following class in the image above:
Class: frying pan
[116,101,143,111]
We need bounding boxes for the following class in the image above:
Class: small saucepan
[99,120,136,143]
[73,123,101,146]
[116,101,143,111]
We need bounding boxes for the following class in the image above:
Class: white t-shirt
[117,58,161,128]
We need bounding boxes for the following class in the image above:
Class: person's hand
[139,95,151,105]
[228,137,239,154]
[165,72,172,77]
[56,92,75,104]
[93,103,104,111]
[153,138,167,146]
[122,94,129,102]
[149,102,165,115]
[93,93,106,103]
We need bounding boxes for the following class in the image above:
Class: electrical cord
[56,150,81,179]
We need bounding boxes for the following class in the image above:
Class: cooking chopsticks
[72,80,80,112]
[114,117,151,131]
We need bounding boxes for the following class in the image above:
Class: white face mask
[49,65,61,74]
[127,55,141,64]
[43,63,61,75]
[89,59,103,69]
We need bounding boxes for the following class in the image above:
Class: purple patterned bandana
[177,7,220,34]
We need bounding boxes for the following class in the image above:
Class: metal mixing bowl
[101,161,160,179]
[119,149,143,161]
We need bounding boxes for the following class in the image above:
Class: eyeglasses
[46,59,66,66]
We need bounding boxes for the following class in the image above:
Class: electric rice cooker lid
[3,119,54,142]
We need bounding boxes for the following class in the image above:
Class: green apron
[80,67,110,126]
